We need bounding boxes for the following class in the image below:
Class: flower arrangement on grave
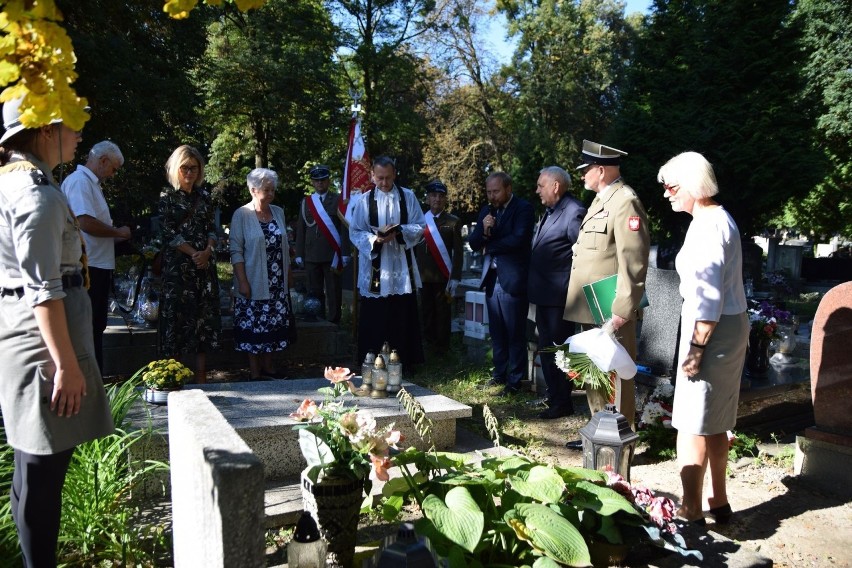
[290,367,403,487]
[638,383,677,459]
[604,469,679,534]
[133,358,192,391]
[749,300,792,340]
[763,269,793,298]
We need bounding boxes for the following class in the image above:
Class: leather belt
[61,273,84,289]
[0,273,84,299]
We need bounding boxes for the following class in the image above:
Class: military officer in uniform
[295,165,350,324]
[415,180,463,351]
[563,140,650,440]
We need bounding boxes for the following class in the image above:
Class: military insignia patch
[628,216,640,231]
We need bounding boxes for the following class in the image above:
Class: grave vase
[143,386,180,405]
[300,468,365,568]
[745,330,770,377]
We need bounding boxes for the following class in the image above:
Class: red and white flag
[340,117,372,223]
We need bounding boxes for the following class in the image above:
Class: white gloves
[295,257,304,268]
[446,279,459,296]
[342,256,351,267]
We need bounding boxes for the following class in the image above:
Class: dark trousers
[11,448,75,568]
[87,266,111,374]
[484,274,528,388]
[305,261,342,324]
[357,293,425,366]
[535,305,576,410]
[421,281,452,349]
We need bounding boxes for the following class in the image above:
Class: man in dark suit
[469,172,534,395]
[295,164,351,324]
[529,166,587,418]
[415,180,463,351]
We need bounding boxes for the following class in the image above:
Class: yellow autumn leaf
[163,0,199,19]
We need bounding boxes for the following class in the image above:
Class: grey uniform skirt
[671,312,749,436]
[0,287,114,455]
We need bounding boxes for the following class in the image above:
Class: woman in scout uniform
[0,96,114,567]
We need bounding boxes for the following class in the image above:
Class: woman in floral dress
[157,145,221,383]
[229,168,293,380]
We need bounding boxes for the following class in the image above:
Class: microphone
[485,205,496,236]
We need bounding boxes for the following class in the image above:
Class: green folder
[582,274,650,325]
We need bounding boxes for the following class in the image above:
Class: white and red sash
[306,194,344,269]
[424,211,452,279]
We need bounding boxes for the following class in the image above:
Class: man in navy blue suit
[528,166,587,418]
[469,172,534,395]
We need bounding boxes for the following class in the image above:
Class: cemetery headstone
[636,267,682,377]
[796,281,852,499]
[808,281,852,439]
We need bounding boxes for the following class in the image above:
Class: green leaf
[381,495,404,521]
[509,465,565,504]
[532,557,563,568]
[510,503,591,567]
[422,487,484,553]
[572,481,641,518]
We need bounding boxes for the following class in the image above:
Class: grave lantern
[579,404,639,481]
[288,511,327,567]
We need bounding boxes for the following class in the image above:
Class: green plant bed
[0,379,170,565]
[783,292,823,321]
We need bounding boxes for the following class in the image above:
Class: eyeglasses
[180,165,199,174]
[662,183,680,195]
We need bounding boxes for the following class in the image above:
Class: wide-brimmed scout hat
[0,96,63,146]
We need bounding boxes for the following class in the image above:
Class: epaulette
[0,160,49,185]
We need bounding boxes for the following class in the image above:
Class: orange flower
[289,399,318,421]
[324,366,355,384]
[371,454,392,481]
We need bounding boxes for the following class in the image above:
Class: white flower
[555,350,571,373]
[651,383,674,400]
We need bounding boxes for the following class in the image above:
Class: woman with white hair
[658,151,749,526]
[157,145,221,383]
[0,97,114,566]
[229,168,293,380]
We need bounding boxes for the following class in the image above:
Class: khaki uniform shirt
[295,192,350,263]
[415,211,463,284]
[564,180,650,324]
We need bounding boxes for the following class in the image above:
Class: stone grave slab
[127,378,472,491]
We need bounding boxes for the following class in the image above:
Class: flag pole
[345,91,365,362]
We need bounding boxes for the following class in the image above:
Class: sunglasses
[180,165,199,174]
[662,183,680,195]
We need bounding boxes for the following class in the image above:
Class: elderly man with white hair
[62,140,132,374]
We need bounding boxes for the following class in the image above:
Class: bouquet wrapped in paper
[544,323,637,400]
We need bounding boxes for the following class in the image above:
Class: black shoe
[539,406,574,419]
[487,378,505,387]
[500,386,519,397]
[565,439,583,450]
[708,503,733,524]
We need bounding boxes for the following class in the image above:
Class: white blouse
[349,186,425,298]
[676,206,747,321]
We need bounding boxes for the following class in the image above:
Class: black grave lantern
[579,404,639,481]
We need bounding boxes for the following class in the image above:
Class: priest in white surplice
[349,156,426,366]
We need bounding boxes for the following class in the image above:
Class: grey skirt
[0,287,114,454]
[671,312,749,435]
